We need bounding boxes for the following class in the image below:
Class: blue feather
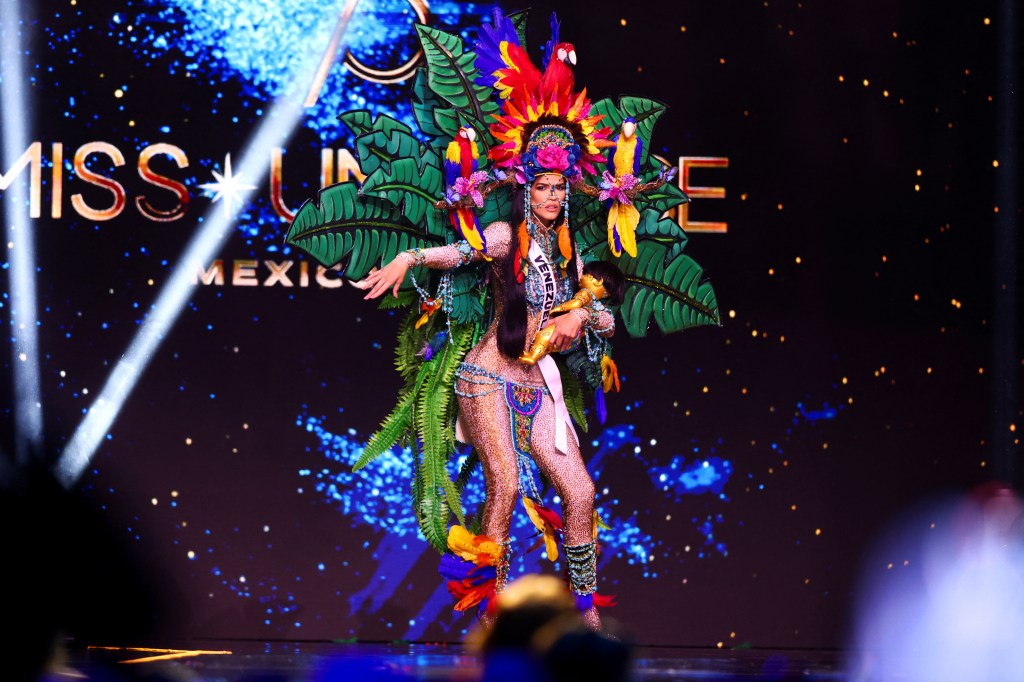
[595,389,607,425]
[444,158,461,188]
[542,12,561,70]
[634,137,644,175]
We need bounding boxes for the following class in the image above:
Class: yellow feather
[607,205,622,257]
[447,525,501,565]
[618,202,640,257]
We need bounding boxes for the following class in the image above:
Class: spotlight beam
[1,0,43,463]
[56,12,359,486]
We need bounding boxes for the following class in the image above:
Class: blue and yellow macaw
[604,117,643,257]
[444,127,488,258]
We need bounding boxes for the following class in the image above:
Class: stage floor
[51,640,845,681]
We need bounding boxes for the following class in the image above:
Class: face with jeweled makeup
[530,174,566,227]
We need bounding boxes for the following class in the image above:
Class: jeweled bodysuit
[410,221,614,560]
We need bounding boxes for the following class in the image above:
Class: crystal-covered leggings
[456,378,595,546]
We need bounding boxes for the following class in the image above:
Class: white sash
[527,239,579,456]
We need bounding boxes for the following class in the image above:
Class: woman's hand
[546,310,583,352]
[357,256,410,300]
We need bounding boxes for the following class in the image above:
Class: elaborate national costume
[286,10,720,630]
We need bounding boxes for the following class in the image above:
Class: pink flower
[536,145,570,172]
[453,171,490,207]
[598,171,638,204]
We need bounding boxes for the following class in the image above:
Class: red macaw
[444,127,488,258]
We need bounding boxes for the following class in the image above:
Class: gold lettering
[320,148,334,188]
[71,142,127,221]
[263,260,294,287]
[137,143,189,221]
[316,264,343,288]
[0,141,42,218]
[52,143,63,219]
[300,260,310,287]
[680,156,728,234]
[270,148,296,222]
[336,149,365,184]
[232,260,259,286]
[193,260,225,286]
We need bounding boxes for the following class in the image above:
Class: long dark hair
[497,184,574,358]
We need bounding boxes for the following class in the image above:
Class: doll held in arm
[519,260,625,365]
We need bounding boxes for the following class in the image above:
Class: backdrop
[0,0,1017,649]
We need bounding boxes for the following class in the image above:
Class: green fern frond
[354,391,414,471]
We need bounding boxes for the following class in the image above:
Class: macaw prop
[539,13,576,103]
[522,496,563,562]
[439,525,504,613]
[601,117,644,257]
[445,128,489,259]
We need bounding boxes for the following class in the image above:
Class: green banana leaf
[616,226,720,336]
[355,126,438,178]
[284,181,444,280]
[360,158,446,226]
[339,109,413,138]
[415,25,500,130]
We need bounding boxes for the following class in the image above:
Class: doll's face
[581,273,607,299]
[530,174,566,226]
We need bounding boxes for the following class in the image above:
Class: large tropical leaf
[447,268,486,324]
[355,126,437,178]
[360,158,446,226]
[507,10,530,49]
[617,234,720,336]
[339,109,412,138]
[415,25,500,128]
[411,68,450,143]
[285,181,444,280]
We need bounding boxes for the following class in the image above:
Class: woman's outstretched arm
[358,221,512,300]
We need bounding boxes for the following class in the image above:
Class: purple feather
[575,593,593,612]
[595,388,607,425]
[473,8,520,91]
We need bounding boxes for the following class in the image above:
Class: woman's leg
[528,397,602,630]
[457,389,519,544]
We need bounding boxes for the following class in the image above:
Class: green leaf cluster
[355,311,476,553]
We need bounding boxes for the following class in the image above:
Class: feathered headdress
[473,9,612,184]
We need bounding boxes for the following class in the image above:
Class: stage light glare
[1,0,44,462]
[846,487,1024,681]
[56,29,345,486]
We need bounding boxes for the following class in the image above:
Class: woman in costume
[285,8,719,635]
[361,123,615,629]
